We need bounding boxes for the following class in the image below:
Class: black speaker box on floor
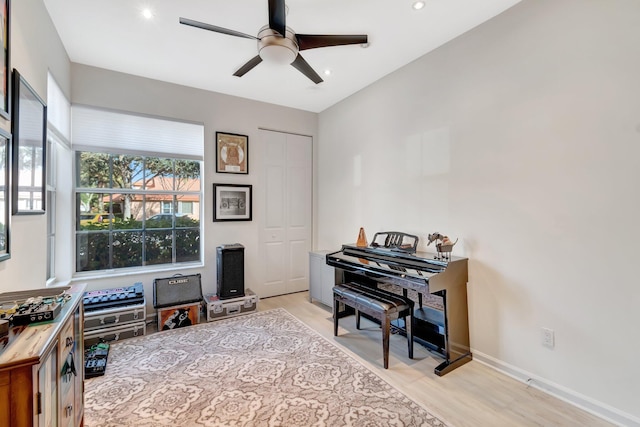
[217,244,245,299]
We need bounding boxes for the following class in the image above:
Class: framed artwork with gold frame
[215,131,248,174]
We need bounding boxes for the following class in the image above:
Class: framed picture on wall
[11,69,47,215]
[0,128,10,261]
[215,132,248,174]
[0,0,10,120]
[213,183,252,221]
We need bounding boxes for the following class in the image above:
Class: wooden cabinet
[0,283,86,427]
[58,303,83,427]
[0,370,10,426]
[309,250,339,307]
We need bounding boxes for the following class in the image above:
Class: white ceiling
[43,0,521,113]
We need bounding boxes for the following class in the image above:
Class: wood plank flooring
[258,291,613,427]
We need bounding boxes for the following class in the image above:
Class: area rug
[84,308,448,427]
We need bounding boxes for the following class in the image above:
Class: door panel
[290,239,308,280]
[289,166,308,227]
[265,165,284,227]
[264,242,285,294]
[258,130,312,297]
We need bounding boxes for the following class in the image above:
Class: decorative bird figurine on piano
[427,232,458,261]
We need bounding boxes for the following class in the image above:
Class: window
[71,105,204,274]
[179,201,193,214]
[75,152,202,272]
[46,72,71,283]
[46,138,56,280]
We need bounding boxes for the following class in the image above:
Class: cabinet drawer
[60,388,76,427]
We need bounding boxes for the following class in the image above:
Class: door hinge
[37,391,42,414]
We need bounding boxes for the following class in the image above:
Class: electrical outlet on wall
[542,327,555,348]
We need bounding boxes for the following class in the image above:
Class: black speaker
[217,244,245,299]
[153,274,202,308]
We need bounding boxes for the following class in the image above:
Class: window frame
[73,150,203,276]
[46,136,56,283]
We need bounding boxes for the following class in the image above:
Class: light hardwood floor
[258,291,613,427]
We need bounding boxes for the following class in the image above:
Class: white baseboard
[471,350,640,427]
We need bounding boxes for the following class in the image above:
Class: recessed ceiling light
[142,8,154,20]
[412,1,425,10]
[323,69,332,76]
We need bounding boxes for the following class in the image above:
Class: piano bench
[333,282,414,369]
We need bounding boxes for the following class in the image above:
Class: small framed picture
[213,183,252,222]
[215,131,248,174]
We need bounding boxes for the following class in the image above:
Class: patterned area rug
[85,308,448,427]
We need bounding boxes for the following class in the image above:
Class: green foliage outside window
[75,151,201,272]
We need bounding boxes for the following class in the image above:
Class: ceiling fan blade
[179,17,259,40]
[268,0,286,36]
[233,55,264,77]
[291,54,323,84]
[295,34,368,51]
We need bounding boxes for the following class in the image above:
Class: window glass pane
[113,198,143,230]
[112,231,143,268]
[48,235,55,279]
[145,157,174,191]
[175,159,200,191]
[47,190,56,280]
[112,155,144,189]
[77,192,113,231]
[77,151,111,188]
[146,194,174,228]
[176,229,200,263]
[76,233,110,271]
[75,150,202,273]
[145,230,173,265]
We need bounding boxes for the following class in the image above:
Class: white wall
[66,64,317,302]
[317,0,640,423]
[0,0,70,292]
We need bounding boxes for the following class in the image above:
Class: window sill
[70,261,204,282]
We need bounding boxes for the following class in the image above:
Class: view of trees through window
[75,151,201,272]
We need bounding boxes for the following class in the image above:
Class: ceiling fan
[179,0,368,84]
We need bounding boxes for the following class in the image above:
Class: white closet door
[258,130,312,298]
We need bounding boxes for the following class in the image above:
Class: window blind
[71,105,204,160]
[47,72,71,144]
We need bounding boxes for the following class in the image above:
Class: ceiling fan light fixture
[257,26,299,65]
[259,45,297,64]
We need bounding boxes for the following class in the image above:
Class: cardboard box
[157,302,200,331]
[204,289,258,322]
